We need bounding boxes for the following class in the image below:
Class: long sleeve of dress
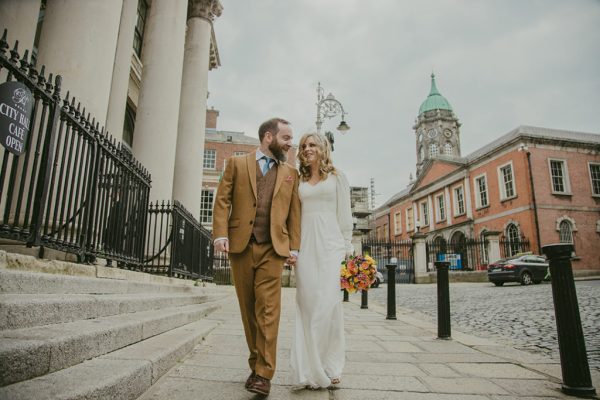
[335,170,354,256]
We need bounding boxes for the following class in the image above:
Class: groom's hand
[214,238,229,253]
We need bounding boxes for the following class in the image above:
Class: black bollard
[386,263,397,320]
[542,244,596,398]
[435,261,451,339]
[343,289,349,302]
[361,289,368,309]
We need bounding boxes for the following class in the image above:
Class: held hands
[214,238,229,253]
[286,254,298,267]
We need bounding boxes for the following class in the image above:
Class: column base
[561,384,596,398]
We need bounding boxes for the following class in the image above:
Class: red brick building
[200,109,297,228]
[374,76,600,272]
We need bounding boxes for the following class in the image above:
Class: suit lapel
[273,162,285,197]
[247,152,257,199]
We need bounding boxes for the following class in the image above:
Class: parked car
[487,254,548,286]
[371,271,384,288]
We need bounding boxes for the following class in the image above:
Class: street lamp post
[315,82,350,150]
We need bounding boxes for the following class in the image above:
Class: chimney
[206,107,219,129]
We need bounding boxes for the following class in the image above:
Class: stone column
[444,187,452,225]
[484,231,501,264]
[464,176,473,218]
[132,0,188,202]
[172,0,222,217]
[36,0,122,125]
[105,0,138,140]
[0,0,41,51]
[412,233,428,283]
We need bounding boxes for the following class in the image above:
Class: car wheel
[493,281,504,287]
[520,271,533,285]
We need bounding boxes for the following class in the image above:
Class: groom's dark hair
[258,118,290,142]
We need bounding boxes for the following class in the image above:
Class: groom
[212,117,301,396]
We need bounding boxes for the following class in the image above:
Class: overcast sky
[207,0,600,207]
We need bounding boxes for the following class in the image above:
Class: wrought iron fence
[362,237,414,283]
[500,237,531,259]
[0,30,151,266]
[426,237,488,271]
[142,200,214,280]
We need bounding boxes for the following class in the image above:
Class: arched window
[506,223,520,256]
[559,220,573,243]
[429,143,439,157]
[419,146,425,161]
[444,142,453,155]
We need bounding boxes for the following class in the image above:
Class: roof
[205,129,259,145]
[418,73,453,115]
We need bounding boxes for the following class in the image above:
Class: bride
[290,133,354,389]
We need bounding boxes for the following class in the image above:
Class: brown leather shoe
[245,371,256,389]
[247,375,271,396]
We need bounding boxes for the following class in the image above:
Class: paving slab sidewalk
[139,287,599,400]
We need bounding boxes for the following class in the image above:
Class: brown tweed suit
[212,151,301,379]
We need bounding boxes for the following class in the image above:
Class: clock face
[428,128,438,138]
[443,129,452,138]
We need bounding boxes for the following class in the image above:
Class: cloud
[209,0,600,205]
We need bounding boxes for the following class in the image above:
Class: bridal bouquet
[340,254,377,293]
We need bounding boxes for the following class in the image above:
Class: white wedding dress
[290,171,354,388]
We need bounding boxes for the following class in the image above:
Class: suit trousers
[229,240,285,379]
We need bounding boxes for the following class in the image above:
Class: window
[498,162,516,200]
[234,151,246,156]
[383,224,389,240]
[420,201,429,226]
[199,189,214,224]
[133,0,149,58]
[419,146,424,161]
[122,102,136,147]
[480,231,488,263]
[559,220,573,243]
[429,143,439,157]
[506,223,520,256]
[474,174,489,208]
[406,208,413,231]
[444,142,453,156]
[394,212,402,235]
[549,159,570,194]
[589,163,600,196]
[436,194,446,222]
[453,186,465,215]
[203,149,216,169]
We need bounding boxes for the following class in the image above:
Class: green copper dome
[418,73,453,115]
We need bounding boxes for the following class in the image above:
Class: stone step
[0,268,214,295]
[0,292,223,331]
[0,317,222,400]
[0,301,221,386]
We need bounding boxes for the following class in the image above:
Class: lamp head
[337,120,350,133]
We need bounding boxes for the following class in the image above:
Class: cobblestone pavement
[368,280,600,371]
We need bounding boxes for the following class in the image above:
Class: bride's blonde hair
[298,133,336,182]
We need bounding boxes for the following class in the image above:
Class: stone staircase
[0,251,232,399]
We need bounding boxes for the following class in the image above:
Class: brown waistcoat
[252,161,277,243]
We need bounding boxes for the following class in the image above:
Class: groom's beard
[269,141,287,162]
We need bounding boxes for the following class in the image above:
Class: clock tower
[413,73,461,176]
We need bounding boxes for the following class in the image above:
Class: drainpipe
[521,145,542,254]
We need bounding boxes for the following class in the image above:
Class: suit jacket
[212,151,301,257]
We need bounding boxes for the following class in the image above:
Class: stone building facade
[374,75,600,271]
[0,0,223,218]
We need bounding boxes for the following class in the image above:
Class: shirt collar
[256,149,279,164]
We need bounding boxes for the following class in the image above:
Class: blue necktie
[261,156,272,175]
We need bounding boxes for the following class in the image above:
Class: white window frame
[548,158,571,195]
[199,188,215,224]
[420,201,429,227]
[497,161,517,201]
[394,211,402,235]
[234,151,246,156]
[435,193,446,222]
[474,173,489,209]
[453,185,465,216]
[203,149,216,170]
[588,162,600,197]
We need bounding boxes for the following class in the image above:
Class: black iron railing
[500,237,531,259]
[362,237,414,283]
[426,237,488,271]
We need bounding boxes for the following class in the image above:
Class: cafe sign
[0,81,33,156]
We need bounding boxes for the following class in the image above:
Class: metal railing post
[360,289,368,309]
[435,261,451,339]
[542,244,596,398]
[386,263,397,320]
